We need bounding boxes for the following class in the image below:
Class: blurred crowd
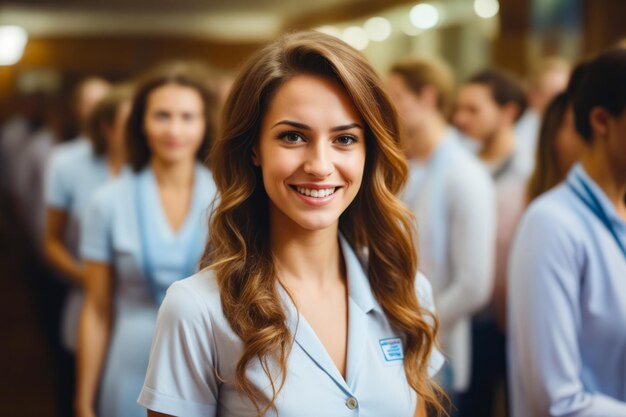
[1,32,625,417]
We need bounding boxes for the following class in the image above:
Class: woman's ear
[589,106,610,138]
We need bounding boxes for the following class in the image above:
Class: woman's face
[107,100,131,152]
[255,73,366,232]
[143,83,206,165]
[555,106,585,174]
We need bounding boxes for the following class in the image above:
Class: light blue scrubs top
[138,235,445,417]
[81,163,216,417]
[44,139,120,350]
[46,138,108,256]
[508,164,626,417]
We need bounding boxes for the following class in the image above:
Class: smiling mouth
[291,185,339,198]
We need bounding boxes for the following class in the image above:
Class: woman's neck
[581,147,626,220]
[150,158,196,189]
[106,147,126,176]
[270,214,343,291]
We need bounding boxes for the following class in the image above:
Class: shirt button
[345,396,358,410]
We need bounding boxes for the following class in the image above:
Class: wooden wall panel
[0,35,263,125]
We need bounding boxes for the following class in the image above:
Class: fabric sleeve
[44,150,72,209]
[508,205,626,417]
[436,168,496,331]
[79,189,113,263]
[138,282,219,417]
[415,273,446,377]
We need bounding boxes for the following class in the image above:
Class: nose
[303,140,334,178]
[164,116,184,137]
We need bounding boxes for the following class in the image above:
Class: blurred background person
[515,57,571,153]
[0,93,48,198]
[388,57,496,410]
[42,83,134,417]
[76,64,217,417]
[64,77,112,149]
[5,78,111,252]
[526,59,589,203]
[453,69,530,417]
[508,48,626,417]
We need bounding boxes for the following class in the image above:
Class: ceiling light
[410,3,440,29]
[342,26,369,50]
[0,26,28,66]
[474,0,500,19]
[364,17,392,42]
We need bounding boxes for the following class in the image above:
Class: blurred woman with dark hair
[509,49,626,417]
[76,64,217,417]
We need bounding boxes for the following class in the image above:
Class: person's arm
[435,170,496,331]
[44,207,84,284]
[43,150,84,283]
[75,261,113,417]
[413,399,427,417]
[74,186,116,417]
[508,206,626,417]
[138,283,219,417]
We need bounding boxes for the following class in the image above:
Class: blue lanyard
[135,170,205,303]
[567,172,626,260]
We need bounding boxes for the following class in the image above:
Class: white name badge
[379,337,404,362]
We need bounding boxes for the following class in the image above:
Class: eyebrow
[271,120,363,132]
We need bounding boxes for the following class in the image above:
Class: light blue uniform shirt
[81,163,216,417]
[44,139,120,350]
[45,138,108,256]
[508,164,626,417]
[138,235,445,417]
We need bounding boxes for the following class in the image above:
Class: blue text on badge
[379,337,404,362]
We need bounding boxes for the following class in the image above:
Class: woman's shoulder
[414,271,436,312]
[48,140,94,178]
[196,164,214,182]
[523,185,582,232]
[52,139,92,162]
[88,172,135,210]
[159,268,224,328]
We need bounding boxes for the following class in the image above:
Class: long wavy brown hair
[202,31,443,416]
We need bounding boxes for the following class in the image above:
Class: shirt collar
[339,234,383,315]
[569,163,626,228]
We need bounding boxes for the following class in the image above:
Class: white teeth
[296,186,337,198]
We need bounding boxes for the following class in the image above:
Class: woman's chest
[213,315,417,417]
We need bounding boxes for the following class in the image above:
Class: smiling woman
[138,31,446,417]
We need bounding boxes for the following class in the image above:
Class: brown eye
[279,132,305,143]
[335,135,357,146]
